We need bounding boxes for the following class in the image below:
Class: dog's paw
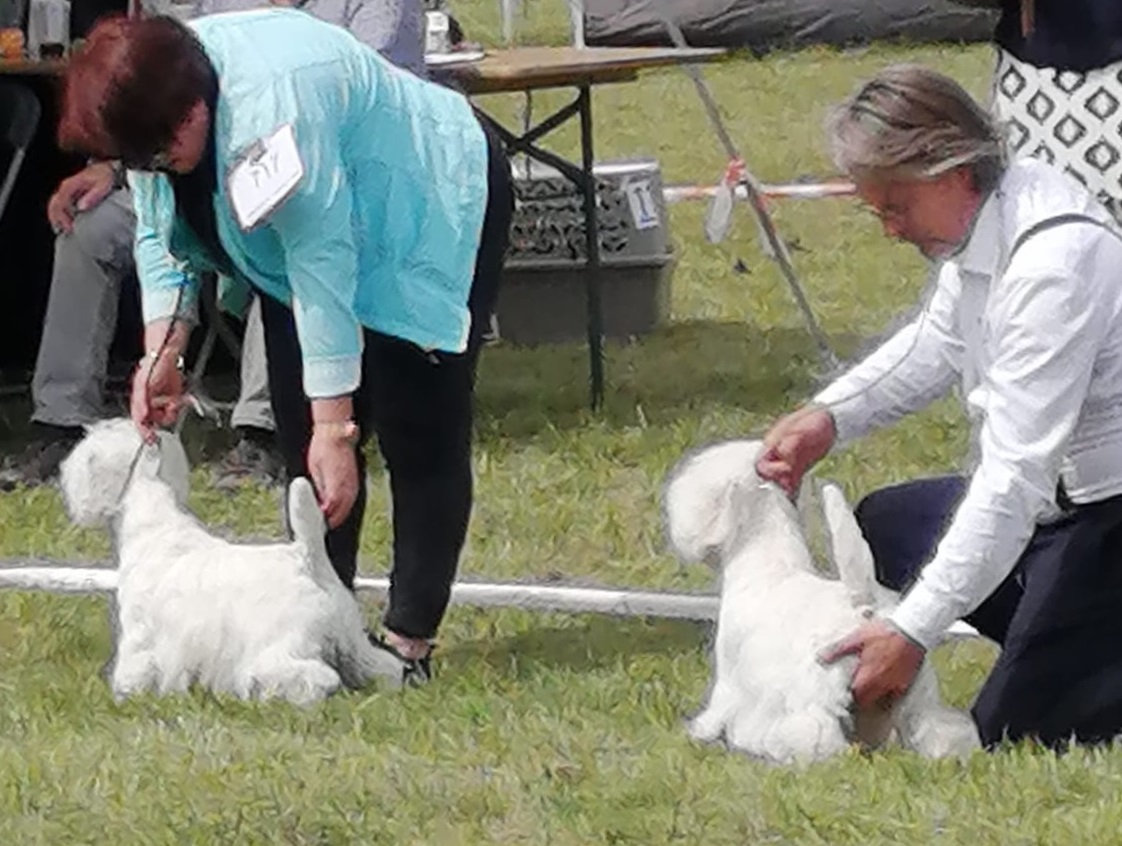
[902,709,981,759]
[686,711,727,744]
[742,711,850,765]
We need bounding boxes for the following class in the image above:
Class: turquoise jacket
[131,9,489,398]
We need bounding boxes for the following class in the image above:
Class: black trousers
[258,125,513,640]
[855,476,1122,749]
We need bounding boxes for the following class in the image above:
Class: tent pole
[644,0,840,371]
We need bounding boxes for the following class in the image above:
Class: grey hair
[827,64,1006,193]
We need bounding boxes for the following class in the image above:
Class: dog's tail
[820,482,887,610]
[283,477,403,690]
[287,476,326,545]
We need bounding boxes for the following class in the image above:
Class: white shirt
[815,159,1122,650]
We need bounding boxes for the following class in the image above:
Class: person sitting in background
[262,0,425,77]
[0,155,284,491]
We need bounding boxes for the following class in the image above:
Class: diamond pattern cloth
[992,49,1122,223]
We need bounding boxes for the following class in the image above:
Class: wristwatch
[143,348,185,372]
[313,420,360,445]
[110,160,128,191]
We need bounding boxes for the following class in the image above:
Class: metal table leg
[576,85,605,411]
[473,89,606,410]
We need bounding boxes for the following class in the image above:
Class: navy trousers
[855,476,1122,749]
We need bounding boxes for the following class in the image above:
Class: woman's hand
[131,319,191,442]
[307,422,360,529]
[130,349,186,443]
[47,161,117,235]
[756,405,837,496]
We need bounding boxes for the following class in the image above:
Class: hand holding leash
[756,405,837,496]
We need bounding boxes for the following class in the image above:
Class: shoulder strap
[1008,213,1122,264]
[1004,213,1121,512]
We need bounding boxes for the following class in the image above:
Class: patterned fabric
[992,48,1122,223]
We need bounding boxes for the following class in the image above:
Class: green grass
[5,6,1122,844]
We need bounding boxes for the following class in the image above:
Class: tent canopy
[583,0,999,51]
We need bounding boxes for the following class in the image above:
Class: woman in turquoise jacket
[58,9,513,684]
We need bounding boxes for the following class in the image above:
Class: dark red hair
[58,14,217,164]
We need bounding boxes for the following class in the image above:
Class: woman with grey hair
[756,64,1122,750]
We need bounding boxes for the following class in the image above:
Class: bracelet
[143,348,185,371]
[313,420,360,445]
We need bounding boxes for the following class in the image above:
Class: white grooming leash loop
[116,285,189,506]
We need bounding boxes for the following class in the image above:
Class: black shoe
[213,427,285,490]
[367,631,434,688]
[0,425,84,491]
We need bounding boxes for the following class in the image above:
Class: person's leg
[854,475,1025,643]
[230,295,276,434]
[33,189,135,429]
[971,496,1122,749]
[364,334,472,646]
[371,121,513,652]
[4,190,136,487]
[256,292,368,589]
[218,295,283,488]
[854,476,967,590]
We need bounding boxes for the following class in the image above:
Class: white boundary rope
[0,563,982,640]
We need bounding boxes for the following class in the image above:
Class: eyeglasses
[857,197,910,226]
[855,183,920,228]
[120,149,174,173]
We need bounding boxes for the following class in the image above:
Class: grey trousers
[31,188,274,432]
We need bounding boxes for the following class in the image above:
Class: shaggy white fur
[663,439,979,764]
[58,419,403,705]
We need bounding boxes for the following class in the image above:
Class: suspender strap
[1005,212,1121,510]
[1007,213,1121,264]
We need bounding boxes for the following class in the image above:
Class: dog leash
[116,285,188,507]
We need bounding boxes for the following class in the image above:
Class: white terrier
[663,439,979,764]
[58,418,403,705]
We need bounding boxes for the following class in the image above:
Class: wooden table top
[0,57,63,76]
[445,46,726,95]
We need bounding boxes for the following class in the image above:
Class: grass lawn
[5,4,1122,844]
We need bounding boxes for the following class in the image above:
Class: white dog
[58,418,403,705]
[663,439,979,764]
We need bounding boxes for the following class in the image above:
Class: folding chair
[0,81,41,394]
[183,272,244,421]
[0,80,41,226]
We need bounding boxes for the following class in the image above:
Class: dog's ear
[57,443,106,526]
[133,442,162,479]
[152,431,191,504]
